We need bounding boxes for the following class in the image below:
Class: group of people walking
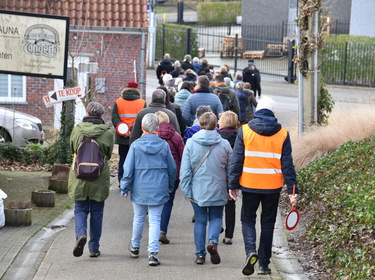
[67,54,298,276]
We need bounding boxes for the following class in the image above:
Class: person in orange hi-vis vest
[112,81,146,185]
[228,96,298,276]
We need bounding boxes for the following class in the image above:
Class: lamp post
[147,0,157,69]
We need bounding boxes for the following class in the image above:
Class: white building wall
[350,0,375,36]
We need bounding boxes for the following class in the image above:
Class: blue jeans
[160,180,179,233]
[241,191,280,268]
[118,144,130,183]
[131,203,164,253]
[74,198,105,251]
[191,202,224,255]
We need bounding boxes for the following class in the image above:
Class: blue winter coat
[228,109,297,195]
[180,129,232,207]
[120,134,176,205]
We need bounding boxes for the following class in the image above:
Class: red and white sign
[42,86,85,107]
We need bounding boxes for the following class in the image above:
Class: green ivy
[297,136,375,278]
[317,78,334,125]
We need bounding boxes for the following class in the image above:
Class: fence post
[162,24,165,57]
[227,22,232,36]
[186,28,192,55]
[234,34,239,75]
[286,39,296,83]
[343,41,348,85]
[177,1,184,24]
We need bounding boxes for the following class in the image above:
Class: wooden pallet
[265,44,285,56]
[242,50,264,59]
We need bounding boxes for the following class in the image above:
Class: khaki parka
[68,121,114,202]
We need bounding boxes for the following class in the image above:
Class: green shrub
[156,23,199,60]
[297,136,375,279]
[0,143,23,162]
[197,1,241,24]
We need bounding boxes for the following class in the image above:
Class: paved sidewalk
[31,178,308,280]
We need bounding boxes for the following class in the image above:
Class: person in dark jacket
[130,90,181,144]
[171,60,183,78]
[183,105,213,144]
[217,111,238,246]
[112,82,146,184]
[242,61,261,98]
[227,97,298,276]
[69,102,114,258]
[155,111,184,245]
[181,54,195,72]
[156,53,174,85]
[198,58,209,76]
[192,56,202,75]
[214,74,240,116]
[235,82,257,125]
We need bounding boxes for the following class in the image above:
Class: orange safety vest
[239,124,288,190]
[115,98,145,135]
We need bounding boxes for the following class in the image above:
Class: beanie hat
[127,81,138,88]
[256,96,275,112]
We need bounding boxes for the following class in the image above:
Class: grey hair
[174,60,181,67]
[196,105,212,118]
[152,89,166,104]
[86,102,104,117]
[142,113,159,133]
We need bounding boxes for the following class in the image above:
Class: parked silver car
[0,107,44,147]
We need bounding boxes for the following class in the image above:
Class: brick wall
[3,30,147,132]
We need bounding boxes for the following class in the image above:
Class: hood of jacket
[122,88,141,100]
[136,134,165,155]
[249,109,281,136]
[76,122,109,138]
[216,84,231,94]
[157,122,175,140]
[176,89,191,99]
[191,129,222,146]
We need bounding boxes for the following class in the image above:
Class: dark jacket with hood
[181,61,194,72]
[214,84,240,116]
[228,109,297,195]
[242,67,261,95]
[111,88,147,145]
[156,59,174,84]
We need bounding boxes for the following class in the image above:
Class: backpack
[74,136,104,181]
[217,88,233,111]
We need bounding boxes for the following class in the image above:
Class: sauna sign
[0,10,69,79]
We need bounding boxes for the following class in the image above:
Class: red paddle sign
[285,185,300,230]
[116,122,129,136]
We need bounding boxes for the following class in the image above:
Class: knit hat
[256,96,275,112]
[127,81,138,88]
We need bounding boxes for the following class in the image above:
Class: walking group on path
[67,54,298,277]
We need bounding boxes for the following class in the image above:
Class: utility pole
[147,0,157,69]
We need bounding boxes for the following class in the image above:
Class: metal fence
[156,20,375,87]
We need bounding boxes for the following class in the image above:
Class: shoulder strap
[192,143,218,176]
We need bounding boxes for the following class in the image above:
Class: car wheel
[0,128,11,143]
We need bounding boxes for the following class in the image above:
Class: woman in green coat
[68,102,114,258]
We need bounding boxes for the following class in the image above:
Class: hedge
[197,1,242,24]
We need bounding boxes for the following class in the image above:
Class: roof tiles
[0,0,148,28]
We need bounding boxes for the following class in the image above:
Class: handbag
[192,144,217,176]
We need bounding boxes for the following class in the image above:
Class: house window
[0,74,26,103]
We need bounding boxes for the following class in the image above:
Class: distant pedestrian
[130,89,181,144]
[181,54,195,72]
[192,56,202,75]
[198,58,209,76]
[69,102,114,258]
[228,97,298,276]
[121,113,176,266]
[174,81,192,111]
[155,111,184,245]
[182,75,223,126]
[243,60,261,98]
[214,74,240,116]
[112,81,146,185]
[171,60,183,78]
[183,69,198,82]
[156,53,174,85]
[235,82,257,125]
[217,111,238,245]
[180,112,232,265]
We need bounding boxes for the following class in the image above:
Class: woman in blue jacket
[120,113,176,266]
[180,112,232,265]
